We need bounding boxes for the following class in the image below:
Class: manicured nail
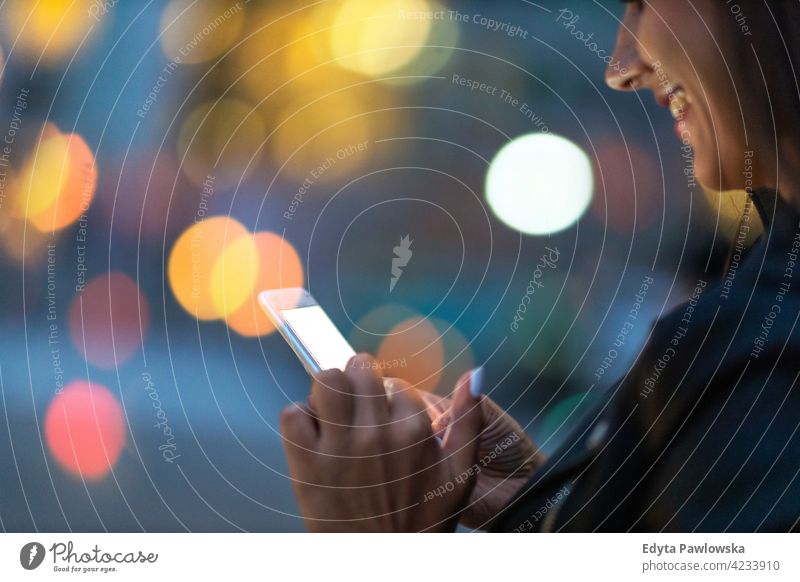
[469,366,484,398]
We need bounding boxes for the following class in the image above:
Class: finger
[344,353,389,426]
[311,368,354,437]
[387,382,427,422]
[442,367,484,470]
[388,387,437,447]
[382,376,410,406]
[280,402,318,455]
[432,393,502,438]
[420,391,448,420]
[476,398,544,476]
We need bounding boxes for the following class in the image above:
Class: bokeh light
[591,142,658,234]
[210,232,259,319]
[349,303,418,347]
[225,232,304,337]
[45,380,126,481]
[383,2,460,86]
[176,99,266,189]
[94,150,193,241]
[486,133,594,235]
[329,0,432,77]
[168,215,249,320]
[160,0,245,65]
[69,272,150,370]
[14,125,97,233]
[270,92,378,183]
[30,133,97,232]
[4,0,98,65]
[14,130,68,219]
[376,316,444,392]
[0,212,50,264]
[229,4,333,101]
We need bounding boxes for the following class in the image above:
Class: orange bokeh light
[69,272,150,370]
[168,215,248,320]
[15,125,97,233]
[377,316,444,392]
[45,380,126,481]
[225,232,304,337]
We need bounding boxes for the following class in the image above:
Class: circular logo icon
[20,542,46,570]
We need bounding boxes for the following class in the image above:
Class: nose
[605,14,650,91]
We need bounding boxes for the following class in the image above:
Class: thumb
[442,367,484,470]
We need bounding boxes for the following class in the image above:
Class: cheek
[637,3,701,73]
[692,96,749,190]
[692,150,723,190]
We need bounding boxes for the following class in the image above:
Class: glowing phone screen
[280,305,356,371]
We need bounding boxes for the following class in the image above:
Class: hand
[420,389,546,529]
[280,354,483,532]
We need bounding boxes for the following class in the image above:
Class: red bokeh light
[69,272,150,370]
[592,142,660,234]
[44,380,126,480]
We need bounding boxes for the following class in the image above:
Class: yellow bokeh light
[177,98,266,189]
[4,0,97,64]
[160,0,245,65]
[30,133,97,232]
[168,215,248,320]
[229,3,359,109]
[226,232,304,337]
[14,126,97,233]
[210,232,259,318]
[228,7,294,102]
[0,213,50,264]
[270,92,376,183]
[15,132,68,219]
[383,2,460,86]
[330,0,432,77]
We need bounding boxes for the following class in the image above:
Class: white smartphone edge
[257,287,355,376]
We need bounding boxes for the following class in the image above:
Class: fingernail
[469,366,484,398]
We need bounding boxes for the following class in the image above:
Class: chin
[693,151,741,193]
[692,160,725,192]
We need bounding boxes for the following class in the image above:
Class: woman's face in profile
[607,0,755,192]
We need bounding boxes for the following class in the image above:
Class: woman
[279,0,800,532]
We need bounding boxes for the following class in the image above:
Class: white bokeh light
[486,133,594,235]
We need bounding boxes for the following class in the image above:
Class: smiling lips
[668,87,689,121]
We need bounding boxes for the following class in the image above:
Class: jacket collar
[749,188,800,235]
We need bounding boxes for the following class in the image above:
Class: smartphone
[258,288,357,375]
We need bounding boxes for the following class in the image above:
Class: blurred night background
[0,0,756,531]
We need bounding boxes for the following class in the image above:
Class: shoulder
[631,264,800,426]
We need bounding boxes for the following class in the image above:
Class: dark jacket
[490,188,800,532]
